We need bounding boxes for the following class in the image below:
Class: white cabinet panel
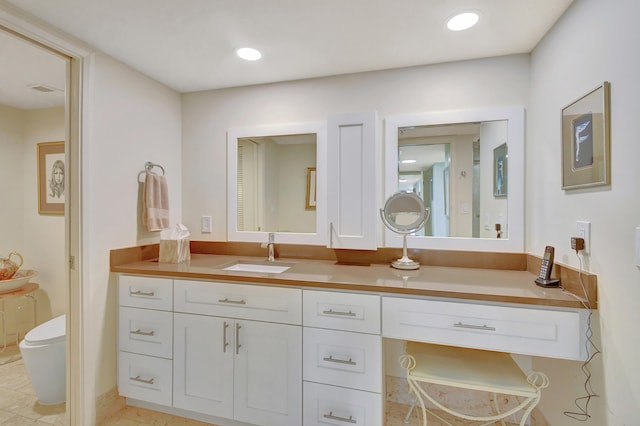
[303,381,382,426]
[173,313,234,418]
[303,290,380,334]
[174,279,302,325]
[383,296,586,360]
[235,320,302,426]
[119,275,172,310]
[303,327,382,393]
[327,111,377,249]
[119,306,173,359]
[118,352,172,406]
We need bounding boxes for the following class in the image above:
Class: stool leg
[404,396,417,424]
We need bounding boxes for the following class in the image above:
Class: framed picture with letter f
[561,82,611,190]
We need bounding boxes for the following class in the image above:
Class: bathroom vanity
[112,247,595,426]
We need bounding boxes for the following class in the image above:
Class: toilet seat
[23,314,66,345]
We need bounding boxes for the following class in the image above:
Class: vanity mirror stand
[380,191,430,270]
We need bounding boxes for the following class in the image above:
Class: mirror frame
[227,121,327,245]
[384,106,524,252]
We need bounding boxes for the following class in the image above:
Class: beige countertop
[111,253,588,309]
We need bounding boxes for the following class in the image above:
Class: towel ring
[145,161,165,175]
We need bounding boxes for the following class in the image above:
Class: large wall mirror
[227,122,327,245]
[384,106,524,252]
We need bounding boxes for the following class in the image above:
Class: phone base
[535,278,560,288]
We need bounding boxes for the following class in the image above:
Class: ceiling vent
[29,84,61,93]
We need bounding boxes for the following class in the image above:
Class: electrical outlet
[576,221,591,254]
[201,215,212,233]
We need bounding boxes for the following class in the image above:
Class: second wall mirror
[384,106,524,252]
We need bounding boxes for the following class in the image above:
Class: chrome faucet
[266,233,275,262]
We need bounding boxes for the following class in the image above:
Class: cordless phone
[535,246,560,287]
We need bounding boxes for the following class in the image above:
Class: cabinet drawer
[118,352,172,406]
[303,328,381,393]
[174,280,302,325]
[303,290,380,334]
[303,381,382,426]
[382,296,586,360]
[119,275,172,310]
[119,307,173,358]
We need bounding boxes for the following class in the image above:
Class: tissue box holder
[159,238,190,263]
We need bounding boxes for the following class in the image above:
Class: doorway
[0,10,86,424]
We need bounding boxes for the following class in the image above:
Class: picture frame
[305,167,317,210]
[561,81,611,190]
[37,141,65,215]
[493,142,508,197]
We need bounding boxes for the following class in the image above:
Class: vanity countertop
[111,252,590,309]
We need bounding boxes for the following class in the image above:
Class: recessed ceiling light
[401,159,417,164]
[447,12,479,31]
[236,47,262,61]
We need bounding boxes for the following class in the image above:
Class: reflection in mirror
[398,121,508,239]
[227,122,327,245]
[237,133,316,233]
[384,107,524,252]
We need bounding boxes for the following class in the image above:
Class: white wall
[528,0,640,424]
[84,52,182,413]
[0,105,65,341]
[181,54,530,241]
[0,105,25,254]
[22,107,66,321]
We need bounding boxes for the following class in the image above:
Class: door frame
[0,4,90,424]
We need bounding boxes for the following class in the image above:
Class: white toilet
[19,314,66,405]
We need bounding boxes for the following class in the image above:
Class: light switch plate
[201,215,212,233]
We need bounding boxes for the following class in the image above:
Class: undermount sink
[222,261,294,274]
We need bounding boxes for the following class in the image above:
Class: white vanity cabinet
[173,279,303,426]
[327,111,378,250]
[302,290,383,426]
[117,275,173,406]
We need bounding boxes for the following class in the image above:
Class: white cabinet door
[234,320,302,426]
[173,313,234,418]
[327,111,378,249]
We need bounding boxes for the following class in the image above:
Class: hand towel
[143,172,170,231]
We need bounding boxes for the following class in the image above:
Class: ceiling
[1,0,573,109]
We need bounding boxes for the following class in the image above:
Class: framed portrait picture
[561,82,611,190]
[305,167,317,210]
[37,141,65,215]
[493,143,508,197]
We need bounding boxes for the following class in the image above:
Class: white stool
[400,342,548,426]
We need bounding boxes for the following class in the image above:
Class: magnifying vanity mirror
[227,122,327,245]
[380,191,430,269]
[384,107,524,252]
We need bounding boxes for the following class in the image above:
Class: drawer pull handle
[130,290,155,297]
[130,375,154,385]
[322,309,356,317]
[219,298,247,305]
[130,329,155,337]
[323,355,357,366]
[323,411,356,424]
[453,322,496,331]
[223,321,229,353]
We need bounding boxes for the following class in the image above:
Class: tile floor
[0,344,66,425]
